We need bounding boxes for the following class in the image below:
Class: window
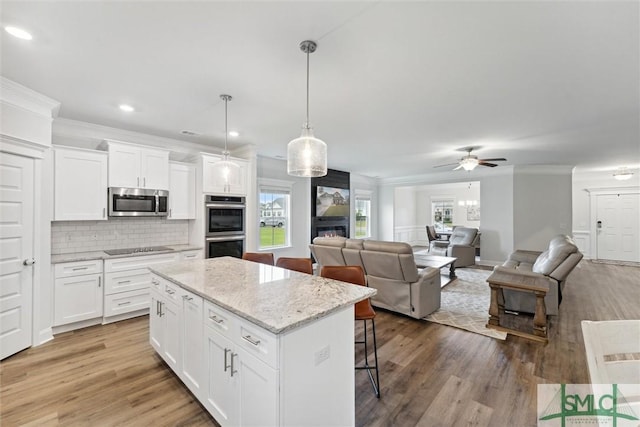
[355,191,372,238]
[259,180,292,249]
[432,199,454,232]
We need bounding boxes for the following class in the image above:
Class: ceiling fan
[434,147,507,171]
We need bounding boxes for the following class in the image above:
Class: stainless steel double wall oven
[205,195,246,258]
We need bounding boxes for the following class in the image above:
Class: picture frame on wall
[467,205,480,221]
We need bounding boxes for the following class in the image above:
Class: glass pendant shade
[216,94,238,186]
[460,157,479,171]
[287,127,327,177]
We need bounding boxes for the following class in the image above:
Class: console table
[485,270,549,343]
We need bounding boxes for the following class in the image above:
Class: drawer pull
[118,301,131,306]
[242,335,261,346]
[224,348,231,372]
[182,295,193,301]
[151,279,159,285]
[118,280,131,284]
[72,266,89,271]
[209,315,224,324]
[166,289,175,295]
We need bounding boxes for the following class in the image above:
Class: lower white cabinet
[104,252,179,323]
[150,272,355,427]
[54,260,103,327]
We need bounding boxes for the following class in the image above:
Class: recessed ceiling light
[119,104,135,112]
[5,26,33,40]
[228,131,239,138]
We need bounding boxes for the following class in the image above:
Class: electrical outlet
[314,345,330,366]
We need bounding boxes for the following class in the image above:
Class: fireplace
[312,216,349,241]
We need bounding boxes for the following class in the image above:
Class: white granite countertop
[51,244,203,264]
[150,257,377,335]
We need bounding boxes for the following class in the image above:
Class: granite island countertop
[150,256,377,335]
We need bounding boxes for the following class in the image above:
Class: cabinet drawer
[54,260,103,278]
[161,279,181,305]
[104,289,150,317]
[204,300,234,338]
[104,268,150,294]
[234,318,278,369]
[104,252,179,273]
[180,250,202,261]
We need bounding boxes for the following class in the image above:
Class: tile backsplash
[52,218,190,254]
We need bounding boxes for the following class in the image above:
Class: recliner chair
[429,227,479,267]
[494,234,583,315]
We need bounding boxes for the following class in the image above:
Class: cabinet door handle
[118,301,131,306]
[103,207,106,218]
[242,335,261,347]
[230,352,237,377]
[151,279,159,285]
[72,266,88,271]
[209,315,224,324]
[169,208,172,218]
[224,348,231,372]
[182,295,193,301]
[118,280,131,284]
[159,301,164,317]
[166,289,175,295]
[98,276,102,287]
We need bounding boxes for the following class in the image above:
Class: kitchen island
[149,256,376,427]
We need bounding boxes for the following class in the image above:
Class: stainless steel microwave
[108,187,169,217]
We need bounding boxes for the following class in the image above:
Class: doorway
[0,152,34,359]
[596,193,640,262]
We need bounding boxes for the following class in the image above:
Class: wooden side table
[486,270,550,343]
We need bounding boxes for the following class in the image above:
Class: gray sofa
[310,237,441,319]
[494,234,583,315]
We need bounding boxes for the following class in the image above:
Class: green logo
[539,384,639,426]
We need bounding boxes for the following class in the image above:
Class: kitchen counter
[51,244,202,264]
[150,256,376,335]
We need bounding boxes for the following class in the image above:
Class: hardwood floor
[1,261,638,426]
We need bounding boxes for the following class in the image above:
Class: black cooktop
[103,246,174,256]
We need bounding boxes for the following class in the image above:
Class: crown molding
[1,77,60,117]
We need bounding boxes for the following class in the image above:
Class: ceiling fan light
[460,158,478,171]
[287,127,327,177]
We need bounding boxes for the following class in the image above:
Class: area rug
[424,268,507,340]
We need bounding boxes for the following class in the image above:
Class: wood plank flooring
[1,261,639,426]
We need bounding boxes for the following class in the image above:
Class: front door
[0,152,34,360]
[596,193,640,262]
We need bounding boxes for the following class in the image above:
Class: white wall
[351,173,379,240]
[513,166,573,252]
[479,169,514,263]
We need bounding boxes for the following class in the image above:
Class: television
[316,186,350,217]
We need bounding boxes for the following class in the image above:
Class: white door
[596,194,640,262]
[0,152,34,360]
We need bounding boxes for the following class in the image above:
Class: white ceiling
[1,1,638,179]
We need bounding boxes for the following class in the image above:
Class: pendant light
[287,40,327,177]
[217,94,239,191]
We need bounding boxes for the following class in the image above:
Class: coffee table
[413,254,457,287]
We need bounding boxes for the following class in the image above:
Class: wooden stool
[486,270,550,343]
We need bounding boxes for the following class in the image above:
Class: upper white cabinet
[201,153,247,196]
[169,162,196,219]
[54,146,108,221]
[107,140,169,190]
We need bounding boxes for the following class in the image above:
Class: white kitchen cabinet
[169,162,196,219]
[202,153,248,196]
[107,140,169,190]
[53,146,108,221]
[53,260,104,327]
[180,286,204,398]
[203,301,277,427]
[103,252,179,324]
[150,277,181,372]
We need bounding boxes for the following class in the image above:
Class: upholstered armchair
[426,225,449,253]
[430,227,479,267]
[494,235,583,315]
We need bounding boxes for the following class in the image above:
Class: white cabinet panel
[54,147,107,221]
[204,326,236,425]
[107,140,169,190]
[181,286,204,398]
[54,273,103,326]
[202,154,247,196]
[169,162,196,219]
[104,288,149,317]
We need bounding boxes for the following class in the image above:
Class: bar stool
[275,257,313,274]
[241,252,274,266]
[320,265,380,398]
